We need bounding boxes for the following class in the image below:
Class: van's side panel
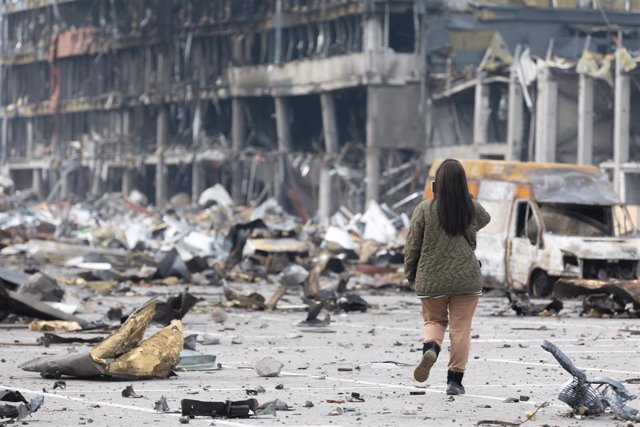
[476,180,514,288]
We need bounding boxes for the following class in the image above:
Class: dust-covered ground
[2,282,639,427]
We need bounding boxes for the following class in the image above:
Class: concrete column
[506,66,524,161]
[192,102,202,147]
[121,109,133,197]
[319,92,339,223]
[534,68,558,163]
[366,87,380,203]
[32,168,43,200]
[473,74,490,148]
[577,74,594,165]
[122,168,133,196]
[274,96,291,204]
[26,119,34,159]
[1,116,7,162]
[191,161,205,203]
[60,169,71,200]
[231,98,246,203]
[155,107,168,208]
[613,48,630,197]
[363,13,383,74]
[363,13,383,51]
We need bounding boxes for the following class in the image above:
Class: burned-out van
[425,159,640,296]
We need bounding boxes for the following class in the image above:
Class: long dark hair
[433,159,474,236]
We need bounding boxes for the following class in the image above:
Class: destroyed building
[1,0,640,223]
[0,0,427,220]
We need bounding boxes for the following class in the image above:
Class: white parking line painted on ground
[481,358,640,376]
[278,371,566,408]
[0,382,253,427]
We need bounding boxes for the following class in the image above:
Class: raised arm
[474,200,491,231]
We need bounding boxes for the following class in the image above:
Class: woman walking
[404,159,491,395]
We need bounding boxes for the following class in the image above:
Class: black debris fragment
[181,398,258,419]
[153,291,201,325]
[53,381,66,390]
[0,389,43,421]
[38,333,104,347]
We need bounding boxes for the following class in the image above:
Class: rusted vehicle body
[425,159,640,297]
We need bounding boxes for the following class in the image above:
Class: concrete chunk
[254,356,284,377]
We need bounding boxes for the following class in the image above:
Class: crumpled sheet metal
[542,339,640,421]
[105,320,183,379]
[554,278,640,306]
[90,298,157,362]
[21,298,184,379]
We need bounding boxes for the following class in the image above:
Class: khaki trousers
[420,295,479,372]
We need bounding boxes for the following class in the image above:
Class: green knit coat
[404,199,491,297]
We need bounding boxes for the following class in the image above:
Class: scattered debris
[506,292,563,317]
[52,381,66,390]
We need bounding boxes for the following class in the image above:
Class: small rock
[303,401,314,408]
[154,396,170,412]
[503,397,519,403]
[402,405,418,415]
[254,357,284,377]
[275,384,284,390]
[329,407,344,416]
[258,399,289,411]
[519,395,530,402]
[179,415,190,424]
[256,403,277,417]
[211,308,228,324]
[231,336,243,345]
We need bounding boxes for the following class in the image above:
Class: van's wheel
[530,271,553,297]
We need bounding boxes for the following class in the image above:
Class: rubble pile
[0,189,412,325]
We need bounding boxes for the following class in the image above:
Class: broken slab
[0,282,87,326]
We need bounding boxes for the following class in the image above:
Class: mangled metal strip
[555,278,640,305]
[105,319,183,379]
[542,339,640,421]
[90,297,157,362]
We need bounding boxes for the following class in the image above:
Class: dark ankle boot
[413,342,441,383]
[446,370,465,395]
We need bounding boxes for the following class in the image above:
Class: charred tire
[530,271,554,298]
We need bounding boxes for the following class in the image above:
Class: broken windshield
[538,203,613,237]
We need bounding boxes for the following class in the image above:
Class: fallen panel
[0,283,87,326]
